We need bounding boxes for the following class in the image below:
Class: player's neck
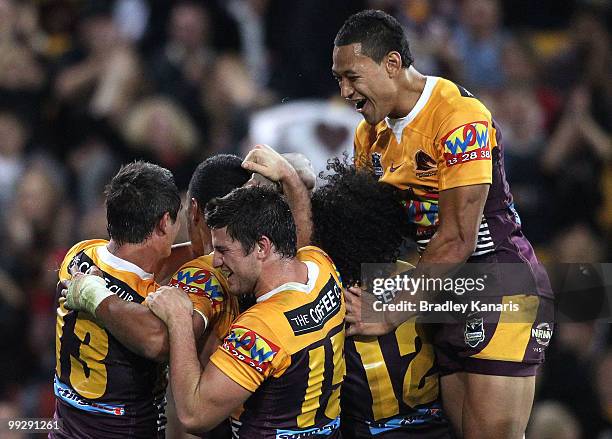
[254,258,308,299]
[107,239,161,275]
[388,66,427,119]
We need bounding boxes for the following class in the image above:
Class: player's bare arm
[345,183,490,334]
[146,286,252,433]
[63,269,208,363]
[420,183,490,263]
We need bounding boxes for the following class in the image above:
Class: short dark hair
[311,157,410,285]
[205,186,297,259]
[188,154,251,213]
[334,9,414,68]
[105,161,181,245]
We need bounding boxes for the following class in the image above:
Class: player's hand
[344,285,395,337]
[282,153,316,191]
[242,144,294,183]
[346,321,395,337]
[145,286,193,325]
[62,264,106,312]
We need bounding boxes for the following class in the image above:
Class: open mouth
[221,268,233,279]
[355,99,367,111]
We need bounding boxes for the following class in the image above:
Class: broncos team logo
[170,267,225,308]
[223,325,280,374]
[414,150,437,179]
[441,121,491,167]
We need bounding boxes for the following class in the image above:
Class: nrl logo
[464,316,485,348]
[531,322,553,346]
[371,152,383,178]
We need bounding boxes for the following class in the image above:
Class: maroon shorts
[432,295,554,376]
[432,242,554,377]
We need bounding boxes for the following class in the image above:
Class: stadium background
[0,0,609,437]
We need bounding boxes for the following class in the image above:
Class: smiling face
[211,226,260,296]
[332,43,398,125]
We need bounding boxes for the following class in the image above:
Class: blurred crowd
[0,0,609,438]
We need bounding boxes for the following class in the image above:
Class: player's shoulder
[66,239,108,257]
[298,245,332,264]
[174,253,217,274]
[298,245,343,288]
[433,77,491,119]
[169,255,228,298]
[60,239,108,270]
[231,306,278,340]
[354,119,384,146]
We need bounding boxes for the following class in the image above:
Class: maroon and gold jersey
[353,77,554,377]
[342,321,450,438]
[168,254,238,339]
[341,262,449,438]
[209,247,345,438]
[54,240,165,438]
[354,77,508,257]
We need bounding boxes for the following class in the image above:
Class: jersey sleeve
[433,104,493,191]
[209,313,290,392]
[168,265,227,329]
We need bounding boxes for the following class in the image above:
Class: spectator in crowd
[53,3,141,149]
[443,0,507,90]
[0,112,26,213]
[122,96,199,189]
[147,1,215,140]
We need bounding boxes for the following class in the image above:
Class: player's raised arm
[242,144,314,248]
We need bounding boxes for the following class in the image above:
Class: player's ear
[385,51,402,78]
[190,197,201,224]
[157,212,173,236]
[255,236,273,259]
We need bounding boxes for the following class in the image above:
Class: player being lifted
[332,10,554,439]
[146,185,346,438]
[243,144,454,438]
[56,156,251,438]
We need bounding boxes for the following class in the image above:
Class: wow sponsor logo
[441,121,491,167]
[223,325,280,374]
[170,267,224,307]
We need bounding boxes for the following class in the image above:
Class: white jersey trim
[96,245,154,280]
[385,76,439,143]
[256,261,319,303]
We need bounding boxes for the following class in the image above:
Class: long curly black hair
[311,157,411,286]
